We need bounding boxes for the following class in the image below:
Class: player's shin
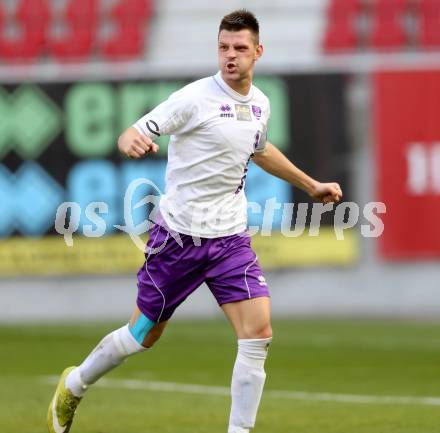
[228,337,272,433]
[65,324,147,397]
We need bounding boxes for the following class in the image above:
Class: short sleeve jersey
[133,71,271,238]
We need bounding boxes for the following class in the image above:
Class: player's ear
[255,44,263,61]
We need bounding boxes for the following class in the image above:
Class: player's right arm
[118,126,159,159]
[118,86,200,159]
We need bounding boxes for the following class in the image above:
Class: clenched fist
[310,182,343,204]
[118,126,160,158]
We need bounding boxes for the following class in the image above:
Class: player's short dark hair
[219,9,260,44]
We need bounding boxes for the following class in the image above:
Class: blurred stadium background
[0,0,439,320]
[1,1,440,432]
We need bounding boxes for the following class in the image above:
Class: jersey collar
[213,71,254,103]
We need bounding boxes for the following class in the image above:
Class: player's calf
[228,337,272,433]
[47,312,158,433]
[65,323,148,396]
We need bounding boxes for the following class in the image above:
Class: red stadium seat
[418,0,440,48]
[0,5,4,47]
[110,0,153,21]
[102,0,153,60]
[323,0,362,52]
[50,0,98,60]
[0,0,50,61]
[102,27,146,59]
[368,0,407,49]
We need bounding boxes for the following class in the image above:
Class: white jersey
[133,71,270,238]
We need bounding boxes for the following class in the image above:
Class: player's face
[218,29,263,84]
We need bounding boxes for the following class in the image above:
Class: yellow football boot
[47,367,82,433]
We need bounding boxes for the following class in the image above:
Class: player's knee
[242,323,272,340]
[255,325,273,340]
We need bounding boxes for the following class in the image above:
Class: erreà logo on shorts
[258,275,267,286]
[219,104,234,118]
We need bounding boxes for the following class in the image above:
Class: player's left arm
[252,141,342,204]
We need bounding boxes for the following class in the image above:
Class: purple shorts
[136,223,270,322]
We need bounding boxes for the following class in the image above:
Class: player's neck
[221,74,252,96]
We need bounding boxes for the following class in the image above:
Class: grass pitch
[1,319,440,433]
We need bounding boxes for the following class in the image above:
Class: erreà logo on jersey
[219,104,234,118]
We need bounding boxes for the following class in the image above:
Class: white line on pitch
[41,376,440,407]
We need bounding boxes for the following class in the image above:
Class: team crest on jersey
[219,104,234,118]
[252,105,262,120]
[235,104,252,121]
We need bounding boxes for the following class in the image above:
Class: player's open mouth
[226,63,237,72]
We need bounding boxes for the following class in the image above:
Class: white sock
[65,324,146,397]
[228,338,272,433]
[228,427,249,433]
[228,425,249,433]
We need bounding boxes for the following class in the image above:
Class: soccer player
[47,9,342,433]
